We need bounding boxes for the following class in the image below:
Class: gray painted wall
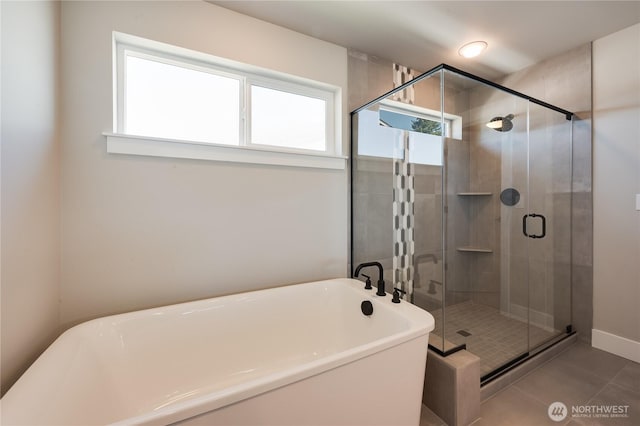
[59,1,349,328]
[1,0,62,394]
[593,23,640,349]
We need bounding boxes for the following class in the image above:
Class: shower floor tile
[428,301,557,376]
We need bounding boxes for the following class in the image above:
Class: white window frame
[105,32,345,170]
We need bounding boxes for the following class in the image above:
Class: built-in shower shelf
[457,192,493,196]
[456,246,493,253]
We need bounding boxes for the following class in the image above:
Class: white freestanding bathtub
[1,278,434,426]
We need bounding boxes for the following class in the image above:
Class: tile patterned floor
[429,301,557,376]
[420,342,640,426]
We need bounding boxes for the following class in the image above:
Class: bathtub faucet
[354,262,386,297]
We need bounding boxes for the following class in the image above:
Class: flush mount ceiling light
[458,41,488,58]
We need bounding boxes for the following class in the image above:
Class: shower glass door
[525,103,573,353]
[439,68,574,379]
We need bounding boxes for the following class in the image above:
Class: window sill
[104,133,347,170]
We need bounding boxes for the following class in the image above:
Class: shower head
[486,114,514,132]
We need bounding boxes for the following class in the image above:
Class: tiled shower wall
[348,43,593,343]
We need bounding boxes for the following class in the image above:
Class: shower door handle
[522,214,546,239]
[538,214,546,239]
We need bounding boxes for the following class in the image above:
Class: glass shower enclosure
[351,64,574,383]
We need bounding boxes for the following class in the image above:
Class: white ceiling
[210,1,640,80]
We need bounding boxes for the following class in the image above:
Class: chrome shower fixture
[486,113,514,132]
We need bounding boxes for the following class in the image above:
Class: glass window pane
[376,109,443,165]
[356,109,403,159]
[408,132,442,166]
[380,110,442,135]
[250,85,326,151]
[125,55,240,145]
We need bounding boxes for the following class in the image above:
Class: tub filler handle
[392,287,406,304]
[361,274,372,290]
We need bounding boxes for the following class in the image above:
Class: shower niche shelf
[456,246,493,253]
[456,192,493,196]
[456,192,493,253]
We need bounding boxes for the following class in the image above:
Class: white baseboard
[592,329,640,363]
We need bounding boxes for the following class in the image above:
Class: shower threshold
[427,301,569,380]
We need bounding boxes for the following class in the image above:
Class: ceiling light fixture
[458,41,488,58]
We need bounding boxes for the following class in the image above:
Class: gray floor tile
[611,362,640,394]
[568,383,640,426]
[427,337,638,425]
[513,357,609,407]
[475,386,560,426]
[555,342,630,381]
